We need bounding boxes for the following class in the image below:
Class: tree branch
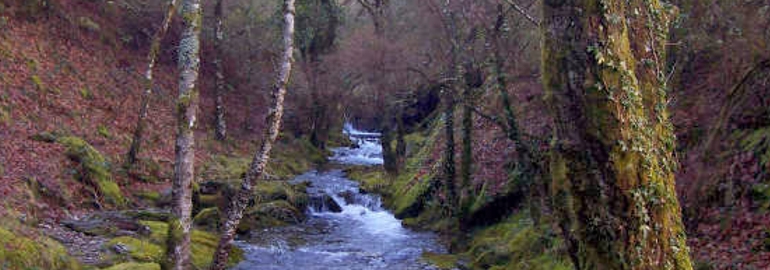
[502,0,540,27]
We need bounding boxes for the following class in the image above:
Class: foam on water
[330,124,384,165]
[233,123,444,270]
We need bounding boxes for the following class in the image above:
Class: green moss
[31,74,46,92]
[0,227,82,269]
[0,106,9,125]
[255,181,308,208]
[464,213,572,270]
[200,137,326,183]
[79,87,92,99]
[139,220,168,244]
[248,200,304,225]
[751,183,770,211]
[192,207,221,231]
[422,252,459,269]
[107,236,164,262]
[347,167,389,194]
[136,220,243,268]
[97,125,111,138]
[102,262,160,270]
[57,136,126,207]
[136,191,161,203]
[738,127,770,166]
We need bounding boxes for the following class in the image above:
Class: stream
[233,124,446,270]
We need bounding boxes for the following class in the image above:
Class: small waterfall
[331,123,384,165]
[308,194,343,213]
[234,123,445,270]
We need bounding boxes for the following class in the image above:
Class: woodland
[0,0,769,269]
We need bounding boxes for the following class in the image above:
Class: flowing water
[233,125,446,270]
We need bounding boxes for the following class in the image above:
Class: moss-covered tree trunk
[440,8,462,216]
[127,0,178,166]
[213,0,227,141]
[460,80,473,200]
[163,0,201,268]
[542,0,692,269]
[382,128,398,174]
[395,115,406,169]
[210,0,295,268]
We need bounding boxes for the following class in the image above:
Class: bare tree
[126,0,178,166]
[162,0,202,268]
[209,0,296,268]
[356,0,388,34]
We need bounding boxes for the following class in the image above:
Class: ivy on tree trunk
[542,0,693,269]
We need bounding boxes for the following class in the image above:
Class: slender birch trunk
[542,0,692,269]
[163,0,202,268]
[213,0,227,141]
[210,0,295,268]
[126,0,178,166]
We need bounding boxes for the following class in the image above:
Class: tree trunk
[395,115,406,169]
[381,129,398,174]
[213,0,227,141]
[460,83,473,196]
[209,0,295,268]
[126,0,178,166]
[441,83,457,216]
[439,6,462,217]
[542,0,692,269]
[163,0,202,268]
[459,63,482,216]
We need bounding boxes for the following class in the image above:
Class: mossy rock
[123,210,171,222]
[58,136,126,207]
[194,180,308,216]
[253,200,305,223]
[255,181,308,209]
[131,220,243,268]
[136,191,161,204]
[192,207,221,231]
[102,262,160,270]
[346,167,389,195]
[106,237,163,262]
[238,213,286,232]
[0,227,82,269]
[237,200,305,232]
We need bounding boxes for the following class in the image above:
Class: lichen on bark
[542,0,693,269]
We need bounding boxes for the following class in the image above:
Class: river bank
[344,121,573,270]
